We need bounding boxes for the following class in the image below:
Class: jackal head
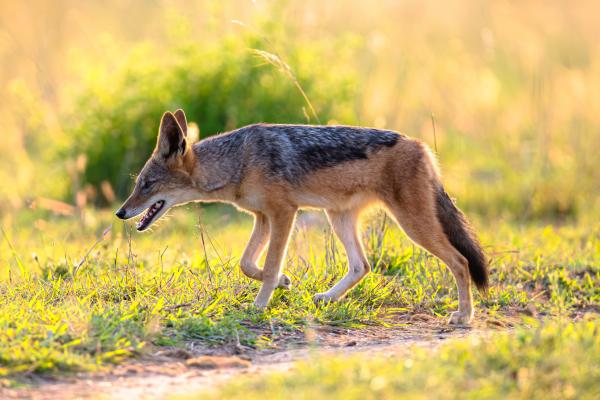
[115,109,198,231]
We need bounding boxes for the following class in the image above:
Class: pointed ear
[173,109,188,137]
[157,112,187,159]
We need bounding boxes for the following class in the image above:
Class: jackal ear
[173,109,188,137]
[157,112,187,159]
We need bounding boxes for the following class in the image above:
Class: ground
[0,205,598,398]
[2,320,483,399]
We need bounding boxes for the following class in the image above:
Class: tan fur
[118,111,479,325]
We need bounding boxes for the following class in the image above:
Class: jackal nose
[115,208,127,219]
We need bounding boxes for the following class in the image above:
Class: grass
[199,316,600,399]
[0,205,598,377]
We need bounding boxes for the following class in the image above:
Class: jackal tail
[435,185,489,291]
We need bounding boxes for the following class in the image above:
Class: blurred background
[1,0,599,224]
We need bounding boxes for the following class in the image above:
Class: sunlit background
[0,3,599,390]
[1,0,599,223]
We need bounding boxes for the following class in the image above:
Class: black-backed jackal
[116,110,488,325]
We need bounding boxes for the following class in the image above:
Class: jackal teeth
[136,200,165,230]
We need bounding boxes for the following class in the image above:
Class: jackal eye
[140,179,154,191]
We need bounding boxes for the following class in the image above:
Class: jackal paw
[252,299,269,309]
[313,292,335,305]
[277,274,292,290]
[448,311,472,326]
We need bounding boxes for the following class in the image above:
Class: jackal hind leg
[314,208,370,304]
[385,197,473,325]
[240,212,291,290]
[253,208,296,308]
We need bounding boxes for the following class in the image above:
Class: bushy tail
[435,184,489,291]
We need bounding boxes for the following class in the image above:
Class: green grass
[199,317,600,399]
[0,205,598,377]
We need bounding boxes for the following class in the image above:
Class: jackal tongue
[137,200,164,229]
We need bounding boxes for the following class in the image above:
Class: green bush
[66,30,360,202]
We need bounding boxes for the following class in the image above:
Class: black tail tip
[470,256,490,293]
[473,272,490,293]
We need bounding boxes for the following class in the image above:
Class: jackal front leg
[240,212,291,290]
[253,209,296,308]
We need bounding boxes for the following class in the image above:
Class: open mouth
[136,200,165,231]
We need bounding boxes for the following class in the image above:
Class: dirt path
[3,320,492,400]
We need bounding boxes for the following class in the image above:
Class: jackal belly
[234,184,376,212]
[294,190,376,211]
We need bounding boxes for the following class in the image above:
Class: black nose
[115,208,127,219]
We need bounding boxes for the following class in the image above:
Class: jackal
[116,110,488,324]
